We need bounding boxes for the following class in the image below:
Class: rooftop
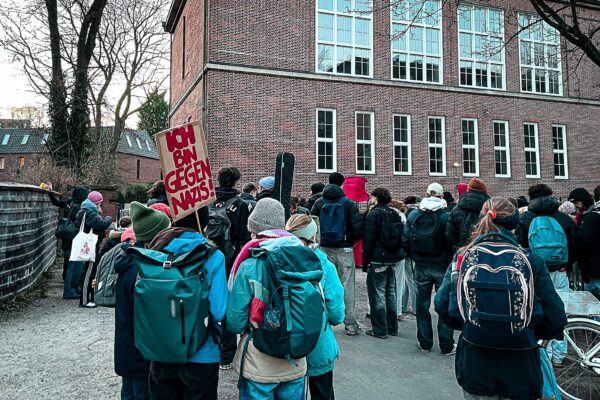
[0,127,159,159]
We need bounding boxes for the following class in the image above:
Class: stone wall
[0,183,58,302]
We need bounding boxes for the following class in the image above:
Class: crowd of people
[47,170,600,400]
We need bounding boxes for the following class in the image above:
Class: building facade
[0,128,161,185]
[165,0,600,199]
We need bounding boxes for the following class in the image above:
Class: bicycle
[542,291,600,400]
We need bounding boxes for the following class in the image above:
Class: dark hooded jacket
[362,204,405,266]
[256,189,274,201]
[434,232,567,400]
[573,202,600,282]
[515,196,577,271]
[75,200,112,241]
[147,194,168,206]
[311,184,363,248]
[113,242,150,378]
[445,191,490,253]
[49,186,90,249]
[305,192,323,213]
[215,187,251,254]
[239,192,257,213]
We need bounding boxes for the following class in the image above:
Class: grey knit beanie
[248,198,285,234]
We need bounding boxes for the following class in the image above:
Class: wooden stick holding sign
[154,121,216,222]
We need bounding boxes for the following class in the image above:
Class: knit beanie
[569,188,594,208]
[457,183,468,197]
[130,201,171,243]
[87,191,104,205]
[121,227,136,243]
[467,178,488,195]
[558,201,576,216]
[259,176,275,190]
[149,203,172,219]
[291,219,318,241]
[248,198,285,234]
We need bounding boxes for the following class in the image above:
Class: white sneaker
[442,344,457,356]
[84,302,97,308]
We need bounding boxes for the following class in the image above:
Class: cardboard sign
[155,121,215,221]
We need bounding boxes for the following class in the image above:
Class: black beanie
[569,188,594,208]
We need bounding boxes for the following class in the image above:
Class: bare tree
[11,106,46,128]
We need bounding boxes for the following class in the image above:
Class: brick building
[165,0,600,199]
[0,127,161,185]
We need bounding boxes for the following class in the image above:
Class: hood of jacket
[216,187,239,202]
[308,192,322,202]
[322,184,345,201]
[419,196,446,212]
[113,243,139,274]
[457,191,490,212]
[240,193,255,201]
[528,196,560,216]
[81,199,98,212]
[71,186,90,204]
[158,230,208,256]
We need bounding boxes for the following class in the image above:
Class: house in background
[0,127,161,185]
[164,0,600,198]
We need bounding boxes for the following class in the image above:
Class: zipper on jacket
[180,299,186,345]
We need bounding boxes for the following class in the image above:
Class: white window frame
[355,111,375,174]
[428,116,446,176]
[135,137,143,149]
[552,124,569,179]
[316,0,374,78]
[457,5,506,90]
[524,123,541,178]
[392,114,412,175]
[21,135,30,145]
[125,134,133,147]
[493,120,511,178]
[518,14,563,96]
[390,0,443,85]
[145,140,152,151]
[2,134,10,145]
[316,108,337,173]
[42,134,49,144]
[461,118,479,177]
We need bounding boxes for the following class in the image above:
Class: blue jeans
[402,258,417,313]
[239,377,304,400]
[547,271,568,363]
[415,263,455,352]
[367,263,398,336]
[121,377,150,400]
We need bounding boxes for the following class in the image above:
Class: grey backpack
[94,244,125,307]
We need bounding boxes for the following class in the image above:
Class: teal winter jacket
[307,248,345,376]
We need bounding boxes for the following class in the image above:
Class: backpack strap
[473,232,519,247]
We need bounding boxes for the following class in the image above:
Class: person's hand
[47,182,53,192]
[91,279,97,289]
[97,204,103,213]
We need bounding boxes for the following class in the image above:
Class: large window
[393,114,411,175]
[461,119,479,176]
[524,123,540,178]
[493,121,511,177]
[317,0,373,77]
[458,5,505,89]
[519,14,562,95]
[356,111,375,174]
[316,109,337,172]
[391,0,442,83]
[552,125,568,179]
[428,116,445,176]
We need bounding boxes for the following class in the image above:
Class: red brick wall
[114,154,162,185]
[0,153,49,182]
[206,70,600,200]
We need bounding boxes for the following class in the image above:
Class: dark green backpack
[253,246,325,360]
[127,243,215,364]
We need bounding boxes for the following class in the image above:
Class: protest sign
[155,121,216,221]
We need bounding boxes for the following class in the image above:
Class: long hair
[461,197,516,254]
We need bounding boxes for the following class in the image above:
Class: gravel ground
[0,262,461,399]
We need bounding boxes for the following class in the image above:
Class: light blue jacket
[159,231,228,364]
[307,248,345,376]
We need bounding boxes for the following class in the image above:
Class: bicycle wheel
[544,318,600,400]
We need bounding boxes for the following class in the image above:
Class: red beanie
[149,203,172,219]
[457,183,468,197]
[343,176,369,203]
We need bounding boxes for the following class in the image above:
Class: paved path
[0,264,462,399]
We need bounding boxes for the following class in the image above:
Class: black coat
[215,187,251,252]
[256,189,274,201]
[75,201,112,241]
[311,184,363,248]
[114,243,150,378]
[304,193,322,214]
[445,191,489,252]
[574,204,600,281]
[515,196,577,271]
[434,234,567,399]
[49,186,90,249]
[239,192,257,213]
[362,204,405,267]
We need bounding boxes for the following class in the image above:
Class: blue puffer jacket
[307,248,345,377]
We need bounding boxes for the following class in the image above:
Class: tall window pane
[461,119,479,176]
[356,112,375,173]
[428,116,445,175]
[391,1,442,83]
[317,1,373,77]
[393,115,411,174]
[552,125,568,179]
[493,121,511,177]
[524,123,540,178]
[316,109,337,172]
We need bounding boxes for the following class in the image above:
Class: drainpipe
[202,0,209,132]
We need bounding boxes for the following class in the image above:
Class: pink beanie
[343,176,369,203]
[87,191,104,205]
[121,227,136,243]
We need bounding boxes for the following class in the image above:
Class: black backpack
[379,207,404,251]
[410,210,445,257]
[205,198,236,266]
